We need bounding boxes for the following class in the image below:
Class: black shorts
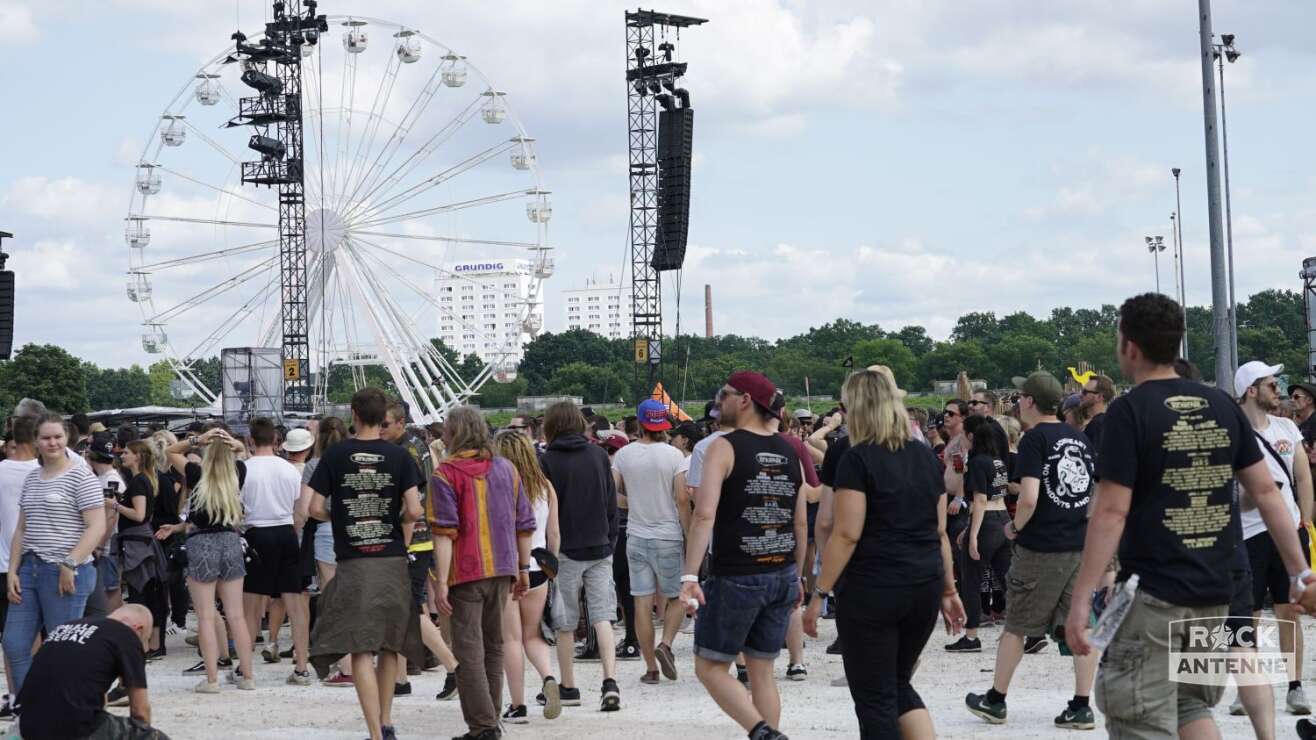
[1225,567,1254,640]
[408,550,433,609]
[243,525,303,596]
[530,570,548,589]
[1246,527,1311,607]
[806,502,819,543]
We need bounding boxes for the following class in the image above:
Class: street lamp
[1147,235,1166,293]
[1173,167,1188,361]
[1213,33,1240,372]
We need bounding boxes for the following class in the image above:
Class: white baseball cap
[282,427,314,453]
[1234,361,1283,398]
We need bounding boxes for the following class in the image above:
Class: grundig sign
[453,262,505,273]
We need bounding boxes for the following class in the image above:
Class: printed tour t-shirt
[308,438,419,560]
[1098,378,1263,606]
[18,617,148,740]
[710,430,803,576]
[965,454,1008,502]
[1241,414,1303,539]
[1014,421,1094,552]
[831,440,945,587]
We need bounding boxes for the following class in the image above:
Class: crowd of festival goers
[10,293,1316,739]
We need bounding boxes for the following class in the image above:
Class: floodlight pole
[1196,0,1232,388]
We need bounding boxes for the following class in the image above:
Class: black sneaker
[436,672,459,701]
[106,685,130,708]
[183,660,210,674]
[394,681,412,696]
[1299,719,1316,740]
[945,636,982,653]
[0,695,12,719]
[382,726,396,740]
[786,664,807,681]
[966,691,1007,724]
[1055,703,1095,730]
[576,644,601,662]
[1024,636,1049,654]
[559,685,581,706]
[145,647,167,662]
[502,704,529,724]
[616,640,641,661]
[748,721,789,740]
[600,678,620,712]
[825,639,843,655]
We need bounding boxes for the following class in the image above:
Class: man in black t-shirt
[307,388,424,740]
[18,605,167,740]
[680,371,805,740]
[1065,293,1316,739]
[1078,374,1114,453]
[966,371,1098,730]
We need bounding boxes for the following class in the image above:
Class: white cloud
[0,1,36,43]
[2,176,120,226]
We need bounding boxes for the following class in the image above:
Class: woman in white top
[493,430,560,723]
[2,413,106,694]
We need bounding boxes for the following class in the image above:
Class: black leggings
[837,578,940,739]
[960,510,1012,630]
[127,579,169,646]
[613,522,636,644]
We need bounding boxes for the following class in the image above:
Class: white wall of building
[562,275,633,340]
[434,259,542,366]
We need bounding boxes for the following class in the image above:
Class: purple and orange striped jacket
[430,450,536,586]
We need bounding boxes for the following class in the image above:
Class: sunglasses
[1080,389,1099,396]
[967,400,986,407]
[943,409,960,418]
[507,425,527,431]
[716,388,745,401]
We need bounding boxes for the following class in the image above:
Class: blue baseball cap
[637,399,673,432]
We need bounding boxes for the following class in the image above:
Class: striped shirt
[20,464,103,565]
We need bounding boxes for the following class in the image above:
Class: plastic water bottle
[1090,574,1139,652]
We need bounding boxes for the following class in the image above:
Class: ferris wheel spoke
[137,215,278,230]
[338,61,449,215]
[339,52,401,212]
[135,239,278,272]
[349,139,516,224]
[351,189,526,230]
[346,230,541,250]
[181,271,281,361]
[344,96,482,221]
[303,49,329,207]
[156,165,276,212]
[180,119,243,164]
[143,254,279,325]
[350,235,527,307]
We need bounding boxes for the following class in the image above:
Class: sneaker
[786,664,807,682]
[945,636,982,653]
[965,692,1007,724]
[185,631,199,647]
[0,696,12,719]
[641,670,660,685]
[1024,636,1049,654]
[1055,703,1096,730]
[616,640,641,661]
[655,642,678,681]
[600,678,621,712]
[262,642,282,664]
[542,675,562,720]
[194,679,221,694]
[145,647,167,662]
[1230,692,1246,716]
[236,676,256,691]
[1291,686,1313,715]
[558,685,581,707]
[167,623,182,636]
[106,685,130,707]
[183,660,209,674]
[748,721,789,740]
[1299,719,1316,740]
[825,639,843,655]
[576,643,601,662]
[323,671,355,688]
[501,704,529,724]
[394,682,412,696]
[381,726,396,740]
[286,669,313,686]
[436,672,460,701]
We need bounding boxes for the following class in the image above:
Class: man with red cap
[612,399,688,685]
[680,372,807,740]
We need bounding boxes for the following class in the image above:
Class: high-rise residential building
[562,274,633,340]
[434,259,543,366]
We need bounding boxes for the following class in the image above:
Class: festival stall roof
[86,406,221,427]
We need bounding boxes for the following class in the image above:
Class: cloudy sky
[2,0,1314,370]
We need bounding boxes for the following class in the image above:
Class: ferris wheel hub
[306,207,348,256]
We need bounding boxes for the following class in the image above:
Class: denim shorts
[97,553,121,591]
[314,524,335,565]
[626,536,683,598]
[694,565,799,663]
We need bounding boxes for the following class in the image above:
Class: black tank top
[712,430,803,576]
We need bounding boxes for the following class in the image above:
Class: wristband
[1292,568,1313,593]
[518,564,530,572]
[813,585,830,599]
[680,574,699,584]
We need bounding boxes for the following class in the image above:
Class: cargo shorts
[1003,545,1081,637]
[1095,591,1227,739]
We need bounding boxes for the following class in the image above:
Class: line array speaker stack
[652,107,693,271]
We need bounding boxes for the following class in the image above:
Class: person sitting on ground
[18,604,169,740]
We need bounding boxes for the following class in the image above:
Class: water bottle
[1090,574,1140,652]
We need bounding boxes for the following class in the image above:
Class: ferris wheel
[126,14,553,421]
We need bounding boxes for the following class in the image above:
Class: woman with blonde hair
[494,428,561,723]
[803,370,965,739]
[169,428,256,692]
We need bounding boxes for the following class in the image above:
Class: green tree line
[0,290,1305,412]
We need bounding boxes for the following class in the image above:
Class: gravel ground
[43,615,1300,739]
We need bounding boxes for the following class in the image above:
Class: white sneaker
[236,676,256,691]
[194,679,220,694]
[1229,692,1245,716]
[1290,686,1313,715]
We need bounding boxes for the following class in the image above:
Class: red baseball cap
[727,371,777,415]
